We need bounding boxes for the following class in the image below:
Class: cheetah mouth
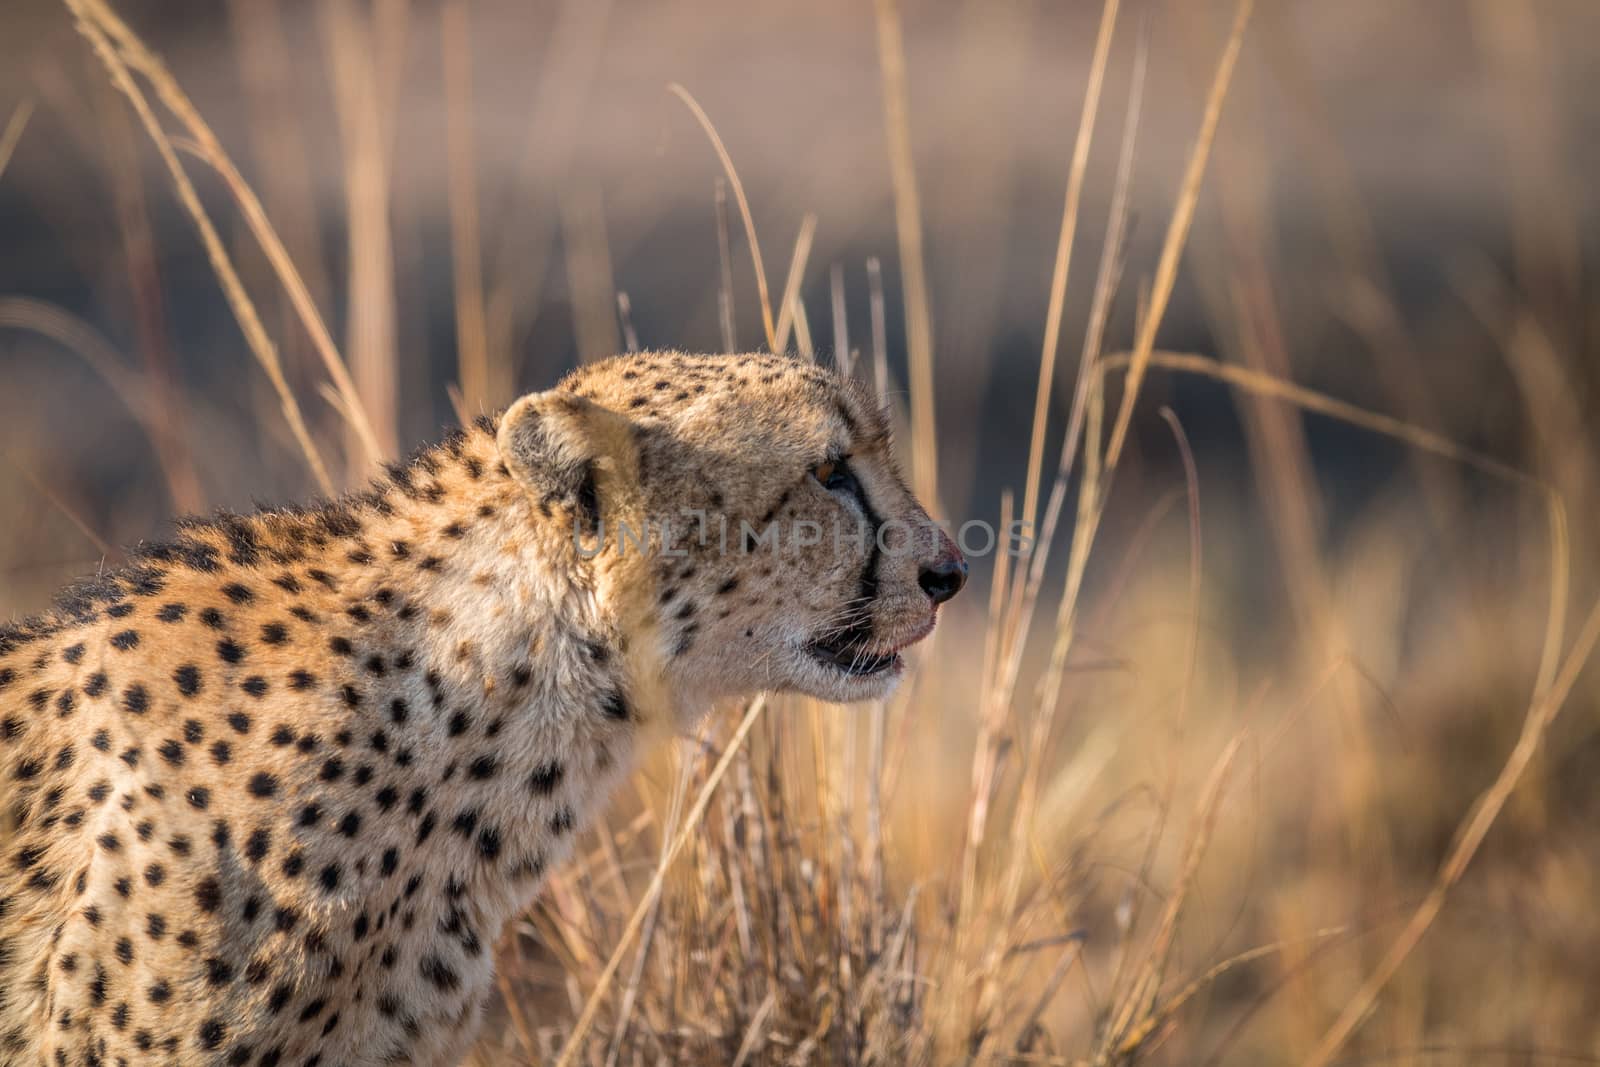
[806,636,901,676]
[805,630,907,677]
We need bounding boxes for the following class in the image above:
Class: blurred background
[2,0,1598,1062]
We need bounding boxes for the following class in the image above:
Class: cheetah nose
[918,555,967,605]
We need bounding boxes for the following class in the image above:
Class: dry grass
[4,0,1600,1064]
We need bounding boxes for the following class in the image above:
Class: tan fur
[0,351,961,1065]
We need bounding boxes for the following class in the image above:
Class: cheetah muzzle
[0,351,963,1065]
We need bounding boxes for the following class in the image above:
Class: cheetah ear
[497,390,638,530]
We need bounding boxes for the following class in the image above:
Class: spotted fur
[0,352,962,1065]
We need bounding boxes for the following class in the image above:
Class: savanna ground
[2,0,1599,1063]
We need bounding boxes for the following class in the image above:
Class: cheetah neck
[0,420,674,1039]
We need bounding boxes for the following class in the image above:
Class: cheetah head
[497,351,965,708]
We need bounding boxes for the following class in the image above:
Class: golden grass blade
[730,991,778,1067]
[669,83,776,353]
[995,25,1145,740]
[75,0,383,467]
[714,178,739,354]
[830,263,851,375]
[604,744,697,1067]
[553,696,768,1067]
[561,187,623,364]
[1302,595,1600,1067]
[615,292,640,354]
[773,212,818,355]
[792,295,815,362]
[323,0,400,464]
[63,0,336,496]
[441,0,492,412]
[0,98,34,184]
[1104,0,1253,471]
[1019,0,1120,538]
[1098,350,1536,488]
[872,0,938,504]
[867,256,890,402]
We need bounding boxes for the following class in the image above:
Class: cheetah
[0,351,966,1065]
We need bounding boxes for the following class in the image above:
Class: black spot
[210,741,232,764]
[110,630,139,651]
[280,851,304,878]
[328,636,352,657]
[63,642,85,664]
[200,608,225,629]
[143,863,165,886]
[156,603,187,623]
[389,698,409,724]
[375,787,398,812]
[122,685,149,714]
[245,829,271,863]
[319,864,340,893]
[550,808,575,835]
[247,773,278,798]
[221,582,253,604]
[174,665,202,697]
[241,676,268,698]
[380,848,398,876]
[447,711,470,737]
[216,638,245,664]
[601,689,629,721]
[338,811,361,837]
[468,755,497,780]
[289,670,316,690]
[419,954,460,991]
[198,1019,226,1050]
[84,671,107,697]
[227,711,252,734]
[320,758,345,782]
[476,826,502,860]
[187,787,210,810]
[204,957,233,986]
[148,979,171,1004]
[158,740,184,766]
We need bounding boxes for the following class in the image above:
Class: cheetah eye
[810,457,860,497]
